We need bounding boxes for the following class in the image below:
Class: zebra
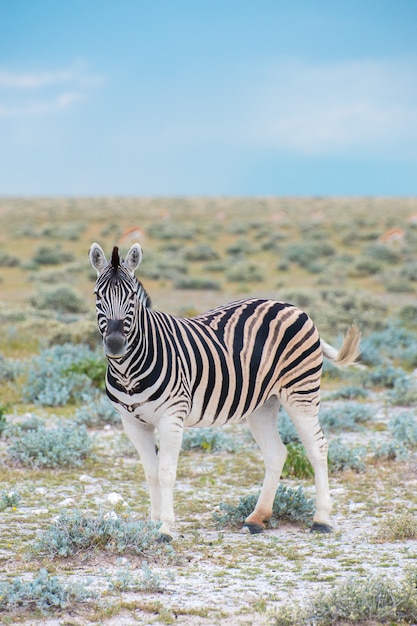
[89,242,361,541]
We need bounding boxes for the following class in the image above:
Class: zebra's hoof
[244,522,264,535]
[157,533,173,543]
[310,522,333,534]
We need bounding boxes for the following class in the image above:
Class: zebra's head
[89,242,144,359]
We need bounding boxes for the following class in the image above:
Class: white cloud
[252,56,417,157]
[0,61,103,118]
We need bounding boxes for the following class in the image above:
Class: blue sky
[1,1,416,196]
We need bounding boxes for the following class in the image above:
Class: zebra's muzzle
[103,319,127,358]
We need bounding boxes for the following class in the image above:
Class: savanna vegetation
[1,196,417,625]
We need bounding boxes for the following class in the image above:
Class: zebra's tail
[320,325,361,368]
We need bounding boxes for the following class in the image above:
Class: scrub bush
[328,439,366,473]
[7,421,93,468]
[22,344,100,406]
[0,568,94,614]
[213,484,314,529]
[182,427,239,453]
[33,510,173,560]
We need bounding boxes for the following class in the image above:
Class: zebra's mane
[111,246,120,269]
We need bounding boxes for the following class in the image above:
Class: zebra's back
[173,298,322,426]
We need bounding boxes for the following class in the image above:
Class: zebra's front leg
[156,416,184,541]
[120,415,162,524]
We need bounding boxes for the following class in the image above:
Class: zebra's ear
[124,243,143,275]
[89,243,107,276]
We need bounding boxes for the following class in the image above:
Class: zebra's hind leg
[283,400,333,533]
[244,396,288,534]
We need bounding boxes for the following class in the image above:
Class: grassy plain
[0,196,417,625]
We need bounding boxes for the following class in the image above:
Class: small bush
[108,560,165,593]
[33,510,172,560]
[147,221,196,240]
[32,245,74,265]
[226,261,265,283]
[213,484,314,529]
[389,412,417,446]
[278,411,299,444]
[0,568,93,614]
[0,251,19,267]
[182,427,239,452]
[326,385,369,400]
[319,403,372,432]
[328,439,366,473]
[184,244,219,261]
[7,421,93,468]
[30,286,87,314]
[0,489,20,510]
[372,510,417,543]
[75,394,120,428]
[173,277,221,290]
[388,374,417,406]
[22,344,99,406]
[274,569,417,625]
[281,443,314,479]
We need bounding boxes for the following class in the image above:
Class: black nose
[106,319,124,336]
[104,319,127,358]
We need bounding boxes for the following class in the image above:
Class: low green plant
[389,412,417,446]
[0,568,94,614]
[281,443,313,479]
[319,402,372,432]
[32,509,173,560]
[108,560,165,593]
[213,484,314,529]
[182,427,239,453]
[22,344,99,406]
[30,285,87,314]
[32,245,74,265]
[372,510,417,543]
[173,276,221,290]
[273,569,417,625]
[75,394,120,427]
[7,421,93,468]
[0,489,20,510]
[277,411,299,444]
[328,438,366,473]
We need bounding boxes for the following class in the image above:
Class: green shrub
[75,394,120,428]
[277,411,299,444]
[147,221,196,240]
[328,438,366,473]
[0,489,20,510]
[32,245,74,265]
[226,261,265,283]
[33,510,173,560]
[274,569,417,625]
[30,286,87,314]
[22,344,99,406]
[184,244,219,261]
[0,251,19,267]
[372,510,417,543]
[7,421,93,468]
[0,568,94,614]
[213,484,314,529]
[388,374,417,406]
[173,277,221,290]
[182,427,239,452]
[319,402,372,432]
[389,412,417,446]
[281,443,313,479]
